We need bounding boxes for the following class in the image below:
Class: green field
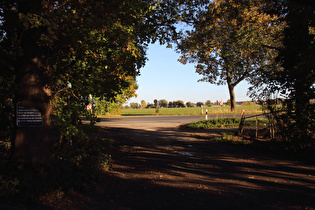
[122,105,263,116]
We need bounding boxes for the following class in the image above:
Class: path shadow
[80,127,315,209]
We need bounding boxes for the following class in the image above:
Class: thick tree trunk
[14,62,52,162]
[294,81,310,139]
[227,83,236,112]
[14,30,52,163]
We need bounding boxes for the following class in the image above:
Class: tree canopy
[0,0,178,161]
[177,0,282,111]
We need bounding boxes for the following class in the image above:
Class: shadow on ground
[66,127,315,210]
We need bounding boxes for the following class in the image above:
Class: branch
[261,44,280,51]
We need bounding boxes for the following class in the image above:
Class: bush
[130,102,140,109]
[52,126,111,170]
[196,102,204,107]
[205,100,212,107]
[242,101,256,106]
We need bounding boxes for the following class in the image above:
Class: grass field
[121,105,264,116]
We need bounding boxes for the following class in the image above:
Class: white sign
[16,102,43,127]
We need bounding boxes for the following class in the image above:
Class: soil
[51,124,315,209]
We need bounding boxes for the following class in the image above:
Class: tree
[146,103,153,108]
[159,99,168,108]
[130,102,140,109]
[141,100,147,108]
[0,0,160,162]
[205,100,212,107]
[94,77,138,115]
[177,0,281,112]
[277,0,315,142]
[186,102,193,107]
[196,102,204,107]
[250,0,315,147]
[173,100,185,108]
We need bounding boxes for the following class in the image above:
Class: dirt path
[73,123,314,210]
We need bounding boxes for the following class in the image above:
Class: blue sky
[127,43,252,105]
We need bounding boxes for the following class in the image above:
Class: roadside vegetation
[0,0,314,208]
[183,117,268,129]
[0,124,110,208]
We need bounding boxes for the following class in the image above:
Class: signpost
[16,102,43,127]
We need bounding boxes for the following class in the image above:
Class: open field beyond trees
[121,105,263,116]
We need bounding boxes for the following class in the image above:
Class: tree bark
[294,81,310,139]
[14,30,52,163]
[227,79,236,112]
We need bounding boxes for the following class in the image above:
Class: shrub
[242,101,256,106]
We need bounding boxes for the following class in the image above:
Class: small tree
[196,102,204,107]
[159,99,168,108]
[205,100,212,107]
[168,101,174,108]
[186,102,193,107]
[130,102,140,109]
[141,100,147,108]
[174,100,185,108]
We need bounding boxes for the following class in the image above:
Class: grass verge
[182,117,269,129]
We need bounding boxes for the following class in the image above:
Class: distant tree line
[125,99,260,109]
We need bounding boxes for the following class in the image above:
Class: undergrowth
[0,124,111,208]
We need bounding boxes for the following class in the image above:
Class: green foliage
[155,107,160,115]
[0,175,19,199]
[248,1,315,152]
[186,102,193,107]
[141,100,147,108]
[130,102,141,109]
[0,0,150,161]
[0,123,110,206]
[159,99,168,108]
[263,102,315,153]
[177,0,282,111]
[184,118,268,129]
[168,100,185,108]
[51,94,88,141]
[94,99,122,116]
[205,100,212,107]
[242,101,256,106]
[52,134,110,171]
[196,102,204,107]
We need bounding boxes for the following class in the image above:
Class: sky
[127,43,252,105]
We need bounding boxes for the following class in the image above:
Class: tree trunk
[228,83,236,112]
[294,81,310,139]
[14,30,52,163]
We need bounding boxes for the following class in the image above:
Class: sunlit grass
[122,105,263,116]
[183,117,269,129]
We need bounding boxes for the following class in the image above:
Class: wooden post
[238,110,246,135]
[255,116,258,138]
